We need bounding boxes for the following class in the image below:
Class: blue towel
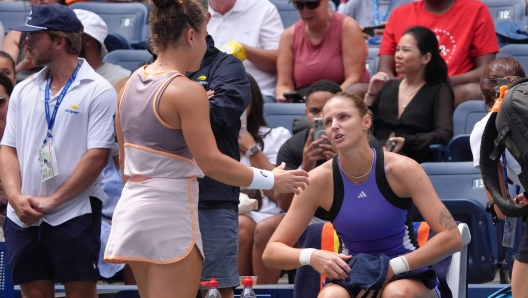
[326,253,438,296]
[293,223,325,298]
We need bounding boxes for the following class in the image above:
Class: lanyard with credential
[373,0,394,26]
[43,62,81,144]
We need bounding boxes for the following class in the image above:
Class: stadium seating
[0,1,31,35]
[102,50,152,72]
[270,0,300,29]
[444,100,487,161]
[497,44,528,72]
[69,2,149,48]
[366,47,379,78]
[263,103,306,134]
[482,0,526,23]
[104,33,131,53]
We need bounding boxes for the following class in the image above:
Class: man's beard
[32,44,54,67]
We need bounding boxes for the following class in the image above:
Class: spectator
[256,80,343,284]
[338,0,415,43]
[238,73,291,282]
[263,92,462,298]
[377,0,499,107]
[0,51,16,87]
[0,73,14,242]
[104,0,308,297]
[208,0,283,103]
[74,9,131,84]
[470,57,525,219]
[2,0,66,82]
[97,77,136,285]
[469,57,528,298]
[275,0,368,102]
[0,4,117,297]
[366,26,454,163]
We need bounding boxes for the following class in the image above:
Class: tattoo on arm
[439,208,457,231]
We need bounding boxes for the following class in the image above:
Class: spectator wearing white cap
[74,9,131,84]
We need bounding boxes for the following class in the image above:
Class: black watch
[245,144,261,157]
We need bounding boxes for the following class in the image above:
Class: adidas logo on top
[357,191,367,198]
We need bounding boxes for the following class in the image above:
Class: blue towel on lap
[326,253,438,295]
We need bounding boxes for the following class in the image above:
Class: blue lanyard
[373,0,394,26]
[44,62,81,144]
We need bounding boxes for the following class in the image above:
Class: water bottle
[240,276,256,298]
[204,278,221,298]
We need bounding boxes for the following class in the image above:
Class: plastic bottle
[240,276,256,298]
[204,278,221,298]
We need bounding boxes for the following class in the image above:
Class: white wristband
[299,248,316,266]
[248,167,274,190]
[389,256,409,275]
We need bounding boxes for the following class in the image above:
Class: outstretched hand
[310,250,352,280]
[271,162,309,195]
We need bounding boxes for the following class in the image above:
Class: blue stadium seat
[366,47,379,78]
[102,50,152,72]
[104,33,131,53]
[482,0,526,23]
[443,100,487,161]
[263,103,306,134]
[69,2,149,48]
[0,1,31,35]
[270,0,300,29]
[497,44,528,71]
[412,199,495,285]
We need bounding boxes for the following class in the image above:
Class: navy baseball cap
[11,4,82,32]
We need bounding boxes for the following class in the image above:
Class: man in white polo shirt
[208,0,283,103]
[0,4,116,297]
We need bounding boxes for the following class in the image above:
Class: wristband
[299,248,316,266]
[389,256,409,275]
[248,167,274,190]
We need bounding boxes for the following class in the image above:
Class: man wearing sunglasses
[208,0,284,103]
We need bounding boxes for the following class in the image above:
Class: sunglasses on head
[291,0,321,10]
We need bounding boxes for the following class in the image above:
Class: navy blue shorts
[516,218,528,263]
[4,197,102,285]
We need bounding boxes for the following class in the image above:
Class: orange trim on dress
[141,65,181,78]
[124,143,195,165]
[152,73,183,130]
[117,71,135,111]
[104,177,200,265]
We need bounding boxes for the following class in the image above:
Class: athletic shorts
[198,206,240,290]
[4,197,102,285]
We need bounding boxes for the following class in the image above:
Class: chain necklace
[159,62,178,68]
[400,82,425,108]
[340,149,374,179]
[50,85,61,90]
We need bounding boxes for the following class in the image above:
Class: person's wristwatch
[245,144,261,158]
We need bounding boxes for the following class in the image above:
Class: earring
[86,42,90,46]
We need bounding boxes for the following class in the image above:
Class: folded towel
[326,253,438,296]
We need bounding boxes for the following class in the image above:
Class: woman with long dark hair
[238,73,291,281]
[365,26,454,163]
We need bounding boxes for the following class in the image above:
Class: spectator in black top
[186,0,250,296]
[365,26,454,163]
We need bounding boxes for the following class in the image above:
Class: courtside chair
[366,47,379,78]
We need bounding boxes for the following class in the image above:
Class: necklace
[159,62,177,68]
[340,149,375,179]
[50,85,61,90]
[400,82,425,108]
